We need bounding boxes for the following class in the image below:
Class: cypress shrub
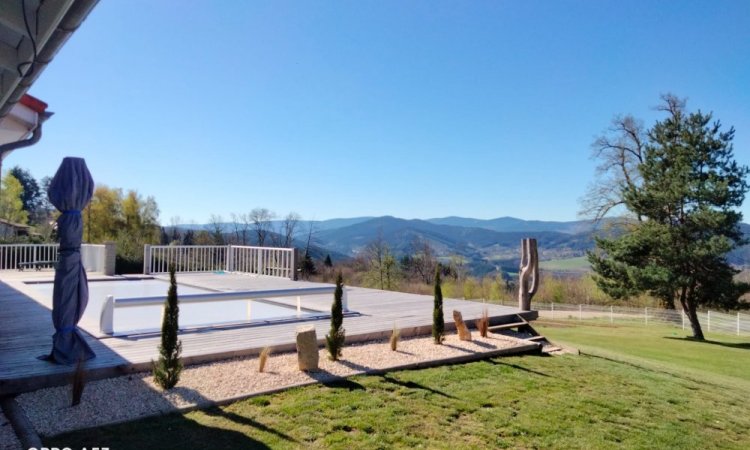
[433,265,445,344]
[325,273,346,360]
[153,264,183,389]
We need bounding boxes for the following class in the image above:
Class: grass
[46,323,750,449]
[535,320,750,392]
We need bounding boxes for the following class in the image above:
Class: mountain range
[183,216,750,275]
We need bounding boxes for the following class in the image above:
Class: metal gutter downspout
[0,110,53,176]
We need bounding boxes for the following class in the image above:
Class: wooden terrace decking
[0,271,537,395]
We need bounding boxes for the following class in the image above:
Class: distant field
[539,256,590,272]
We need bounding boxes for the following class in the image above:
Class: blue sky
[10,0,750,224]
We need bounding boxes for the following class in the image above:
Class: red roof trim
[19,94,48,113]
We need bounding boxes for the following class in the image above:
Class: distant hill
[313,216,595,275]
[426,216,597,235]
[178,215,750,275]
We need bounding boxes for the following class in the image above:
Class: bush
[152,264,182,389]
[325,273,346,360]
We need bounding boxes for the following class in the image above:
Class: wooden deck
[0,271,537,395]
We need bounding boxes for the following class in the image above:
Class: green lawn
[535,320,750,392]
[47,323,750,449]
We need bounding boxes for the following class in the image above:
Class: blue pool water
[28,278,321,334]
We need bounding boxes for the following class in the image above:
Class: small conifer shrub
[433,265,445,344]
[152,264,183,389]
[325,273,346,360]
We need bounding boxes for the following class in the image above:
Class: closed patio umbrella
[41,157,95,364]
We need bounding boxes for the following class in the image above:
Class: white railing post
[738,312,741,336]
[610,305,613,324]
[296,296,301,316]
[551,302,554,320]
[226,245,233,272]
[100,295,115,334]
[143,244,152,274]
[708,310,711,332]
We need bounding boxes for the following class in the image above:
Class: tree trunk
[680,290,705,341]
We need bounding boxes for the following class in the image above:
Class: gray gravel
[17,333,528,438]
[0,411,22,450]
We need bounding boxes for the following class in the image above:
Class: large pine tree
[589,95,749,340]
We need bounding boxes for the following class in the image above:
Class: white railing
[0,243,106,272]
[529,301,750,337]
[0,243,58,270]
[229,245,295,278]
[99,285,341,334]
[146,245,228,274]
[144,244,296,279]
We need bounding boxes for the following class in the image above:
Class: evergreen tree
[589,95,749,340]
[152,264,183,388]
[9,166,41,221]
[325,273,346,360]
[300,251,317,279]
[432,265,444,344]
[324,254,333,268]
[182,229,195,245]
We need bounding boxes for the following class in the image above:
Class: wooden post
[517,238,539,311]
[291,248,299,281]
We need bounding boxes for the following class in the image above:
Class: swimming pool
[28,278,326,335]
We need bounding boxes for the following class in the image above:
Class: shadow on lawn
[46,409,280,450]
[380,374,456,399]
[484,358,552,378]
[172,387,298,445]
[663,336,750,350]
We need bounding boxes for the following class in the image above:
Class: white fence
[531,301,749,337]
[144,244,296,279]
[0,243,106,272]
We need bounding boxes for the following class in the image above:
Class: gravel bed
[17,333,529,437]
[0,411,22,450]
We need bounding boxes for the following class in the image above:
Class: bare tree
[279,212,300,248]
[299,220,318,280]
[364,231,399,290]
[580,114,646,222]
[207,214,225,245]
[249,208,275,247]
[230,212,251,245]
[408,236,437,284]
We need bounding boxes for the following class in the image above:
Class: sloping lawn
[535,320,750,392]
[47,324,750,449]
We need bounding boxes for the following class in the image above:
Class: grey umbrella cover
[44,157,96,364]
